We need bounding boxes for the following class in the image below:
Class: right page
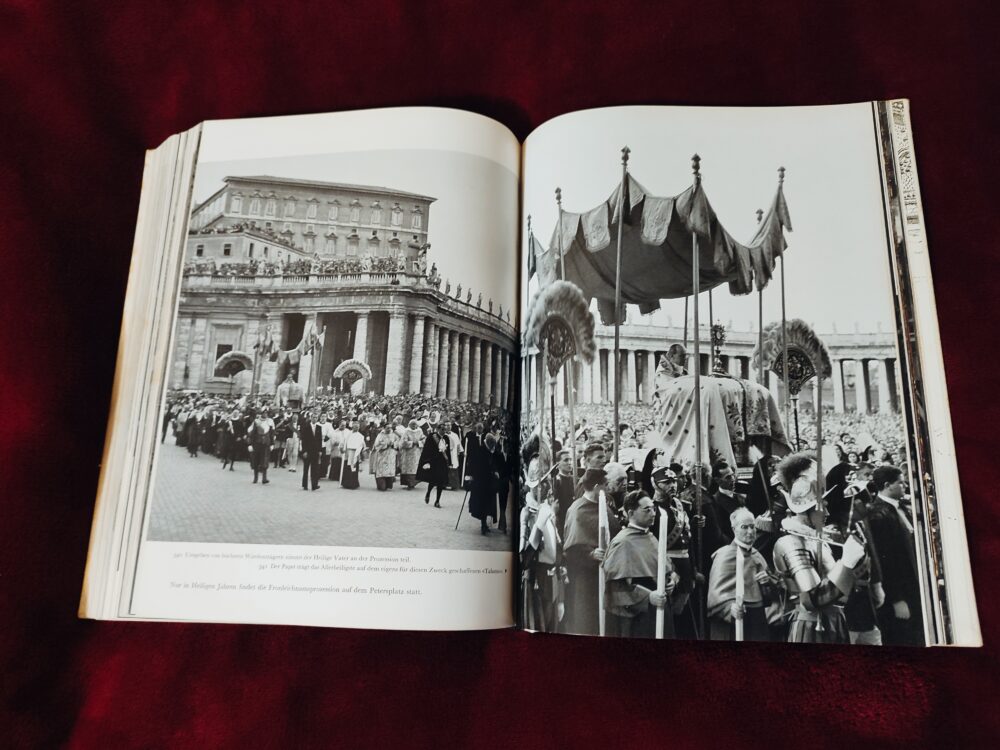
[517,101,981,647]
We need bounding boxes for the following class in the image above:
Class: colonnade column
[606,350,616,407]
[458,334,471,401]
[471,337,482,403]
[384,311,407,395]
[423,321,438,396]
[352,312,369,394]
[500,350,509,409]
[447,330,459,400]
[436,328,450,399]
[832,359,845,413]
[579,353,592,404]
[482,341,494,406]
[645,351,657,404]
[409,315,425,395]
[858,359,872,414]
[877,359,892,412]
[625,350,637,403]
[592,353,603,404]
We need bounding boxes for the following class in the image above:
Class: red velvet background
[3,1,999,747]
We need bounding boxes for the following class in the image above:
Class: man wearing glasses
[603,490,675,638]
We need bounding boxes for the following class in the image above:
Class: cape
[603,527,659,581]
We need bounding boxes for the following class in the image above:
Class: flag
[527,232,538,280]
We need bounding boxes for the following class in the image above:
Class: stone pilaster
[459,334,471,401]
[383,311,407,395]
[437,328,450,399]
[447,330,459,400]
[409,315,425,395]
[352,312,370,394]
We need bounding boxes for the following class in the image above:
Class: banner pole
[779,167,791,436]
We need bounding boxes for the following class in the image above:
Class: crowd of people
[162,386,516,535]
[529,402,906,469]
[518,414,922,645]
[183,254,410,278]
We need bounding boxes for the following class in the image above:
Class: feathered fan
[333,358,373,382]
[524,280,596,378]
[752,318,831,395]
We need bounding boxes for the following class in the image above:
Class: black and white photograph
[143,124,520,554]
[517,103,951,646]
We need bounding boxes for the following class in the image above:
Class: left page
[81,107,521,631]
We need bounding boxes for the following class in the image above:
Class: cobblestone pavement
[147,444,512,552]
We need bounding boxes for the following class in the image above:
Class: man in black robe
[468,432,500,535]
[417,424,450,508]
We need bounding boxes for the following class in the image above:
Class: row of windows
[229,194,423,229]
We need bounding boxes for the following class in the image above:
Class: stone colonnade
[521,347,900,414]
[339,310,516,410]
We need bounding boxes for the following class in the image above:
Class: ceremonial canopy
[536,172,792,324]
[653,374,791,469]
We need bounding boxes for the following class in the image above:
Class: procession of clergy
[518,432,924,645]
[166,383,515,536]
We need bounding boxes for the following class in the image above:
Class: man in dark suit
[298,408,323,491]
[867,464,924,646]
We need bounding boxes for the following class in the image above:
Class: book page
[517,103,979,645]
[87,107,520,631]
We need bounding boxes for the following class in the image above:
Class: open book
[80,102,981,646]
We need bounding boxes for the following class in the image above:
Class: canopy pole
[683,296,689,348]
[708,288,715,373]
[779,167,791,438]
[555,189,566,281]
[691,153,705,640]
[756,209,764,383]
[814,372,826,633]
[612,146,630,462]
[556,187,578,477]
